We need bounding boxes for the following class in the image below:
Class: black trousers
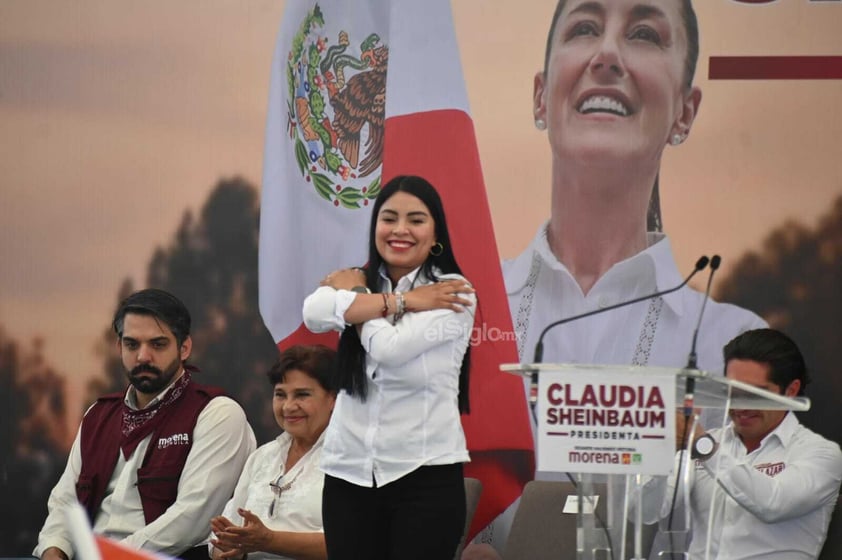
[322,463,466,560]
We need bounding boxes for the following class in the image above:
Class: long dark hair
[335,175,472,413]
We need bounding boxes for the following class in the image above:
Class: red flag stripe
[709,56,842,80]
[278,323,338,352]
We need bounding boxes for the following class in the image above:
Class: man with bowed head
[645,329,842,559]
[34,288,256,560]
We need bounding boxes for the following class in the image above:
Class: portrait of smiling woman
[303,174,476,560]
[469,0,766,556]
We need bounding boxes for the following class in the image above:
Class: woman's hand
[210,509,272,558]
[210,515,245,560]
[404,279,474,313]
[320,267,365,291]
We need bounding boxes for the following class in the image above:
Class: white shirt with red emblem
[660,412,842,559]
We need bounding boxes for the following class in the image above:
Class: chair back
[503,480,583,560]
[453,477,484,560]
[503,480,656,560]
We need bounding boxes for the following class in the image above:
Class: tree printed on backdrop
[0,330,71,555]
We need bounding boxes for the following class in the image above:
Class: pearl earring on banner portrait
[534,119,546,131]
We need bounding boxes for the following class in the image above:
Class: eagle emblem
[286,4,389,208]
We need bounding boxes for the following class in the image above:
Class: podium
[501,363,810,560]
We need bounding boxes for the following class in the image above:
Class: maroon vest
[76,381,225,525]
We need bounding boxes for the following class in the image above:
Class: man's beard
[127,358,181,395]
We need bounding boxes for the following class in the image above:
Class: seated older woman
[209,345,337,560]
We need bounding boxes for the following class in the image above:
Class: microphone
[681,254,721,415]
[528,255,710,407]
[670,255,722,537]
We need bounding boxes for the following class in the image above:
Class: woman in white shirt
[303,175,477,560]
[209,345,337,560]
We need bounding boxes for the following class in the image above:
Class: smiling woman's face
[535,0,699,168]
[273,368,335,446]
[375,191,437,282]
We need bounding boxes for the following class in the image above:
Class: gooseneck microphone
[528,255,710,409]
[669,254,722,537]
[681,254,721,415]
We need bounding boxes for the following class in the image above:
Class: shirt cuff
[34,539,74,560]
[334,289,358,325]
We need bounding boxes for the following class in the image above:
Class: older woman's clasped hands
[210,508,273,558]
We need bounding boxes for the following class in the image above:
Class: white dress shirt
[35,379,256,559]
[303,266,474,487]
[210,431,326,560]
[662,413,842,559]
[479,224,767,551]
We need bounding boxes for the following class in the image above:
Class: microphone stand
[667,255,722,550]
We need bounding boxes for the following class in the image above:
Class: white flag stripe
[260,0,392,343]
[384,0,470,118]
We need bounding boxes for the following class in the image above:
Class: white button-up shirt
[653,413,842,559]
[35,379,256,559]
[303,266,474,487]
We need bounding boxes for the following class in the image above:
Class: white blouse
[210,431,326,560]
[303,266,475,487]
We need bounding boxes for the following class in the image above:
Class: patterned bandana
[120,369,192,457]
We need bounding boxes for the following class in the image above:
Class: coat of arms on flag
[287,3,386,208]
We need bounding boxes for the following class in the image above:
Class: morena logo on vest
[158,433,191,449]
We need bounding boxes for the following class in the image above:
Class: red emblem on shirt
[754,461,785,477]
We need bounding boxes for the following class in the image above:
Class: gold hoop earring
[430,242,444,256]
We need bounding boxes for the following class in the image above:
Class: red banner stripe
[709,56,842,80]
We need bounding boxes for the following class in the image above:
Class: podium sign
[536,365,677,476]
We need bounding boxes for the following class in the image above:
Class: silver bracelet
[393,291,406,323]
